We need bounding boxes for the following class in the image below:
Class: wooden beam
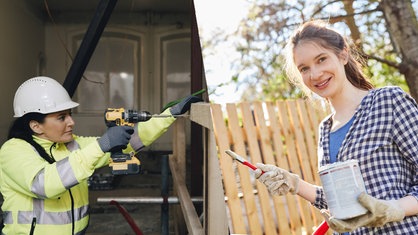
[189,103,212,130]
[172,119,187,234]
[205,131,229,234]
[169,155,204,235]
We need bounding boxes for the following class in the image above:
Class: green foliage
[259,71,304,101]
[365,59,409,92]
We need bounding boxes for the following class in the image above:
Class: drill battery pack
[109,152,141,175]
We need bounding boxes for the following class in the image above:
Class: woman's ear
[29,120,43,135]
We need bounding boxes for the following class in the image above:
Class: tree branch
[362,52,400,69]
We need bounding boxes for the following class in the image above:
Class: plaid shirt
[313,86,418,234]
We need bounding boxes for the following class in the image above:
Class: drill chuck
[126,109,152,122]
[105,108,153,127]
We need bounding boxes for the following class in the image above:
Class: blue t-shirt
[329,116,355,163]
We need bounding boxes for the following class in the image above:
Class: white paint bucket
[319,160,368,219]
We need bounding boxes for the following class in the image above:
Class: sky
[194,0,250,104]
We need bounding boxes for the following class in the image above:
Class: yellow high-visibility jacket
[0,112,175,234]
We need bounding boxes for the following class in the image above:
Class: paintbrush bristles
[225,150,245,163]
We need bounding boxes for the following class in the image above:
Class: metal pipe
[161,155,169,235]
[63,0,118,97]
[97,196,204,204]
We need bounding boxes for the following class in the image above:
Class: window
[76,34,140,113]
[161,35,190,105]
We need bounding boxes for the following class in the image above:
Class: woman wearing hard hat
[0,76,201,234]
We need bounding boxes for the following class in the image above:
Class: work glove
[320,192,405,233]
[169,95,203,115]
[98,126,134,152]
[254,163,300,196]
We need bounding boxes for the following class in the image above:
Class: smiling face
[293,41,349,100]
[30,109,75,143]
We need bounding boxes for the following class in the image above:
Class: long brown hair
[285,20,373,98]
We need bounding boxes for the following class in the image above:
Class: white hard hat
[13,76,79,117]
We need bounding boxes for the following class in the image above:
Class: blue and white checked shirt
[313,86,418,234]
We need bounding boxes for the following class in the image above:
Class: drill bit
[151,114,189,118]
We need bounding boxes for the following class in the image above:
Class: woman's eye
[300,67,308,73]
[318,57,326,63]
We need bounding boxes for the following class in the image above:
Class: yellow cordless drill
[104,107,185,175]
[104,108,153,175]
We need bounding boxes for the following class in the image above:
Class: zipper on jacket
[50,143,75,235]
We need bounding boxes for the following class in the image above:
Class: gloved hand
[169,95,203,115]
[320,192,405,233]
[254,163,300,196]
[97,126,134,152]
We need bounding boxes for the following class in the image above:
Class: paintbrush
[225,150,264,174]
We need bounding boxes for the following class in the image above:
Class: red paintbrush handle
[242,161,265,175]
[242,161,258,171]
[312,220,329,235]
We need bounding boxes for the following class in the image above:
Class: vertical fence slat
[253,102,293,235]
[276,101,312,234]
[296,100,320,184]
[240,102,278,235]
[210,103,247,233]
[265,101,300,235]
[226,103,263,235]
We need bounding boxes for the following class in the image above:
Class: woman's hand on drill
[169,95,203,115]
[97,126,134,152]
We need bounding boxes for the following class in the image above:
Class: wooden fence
[211,100,330,235]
